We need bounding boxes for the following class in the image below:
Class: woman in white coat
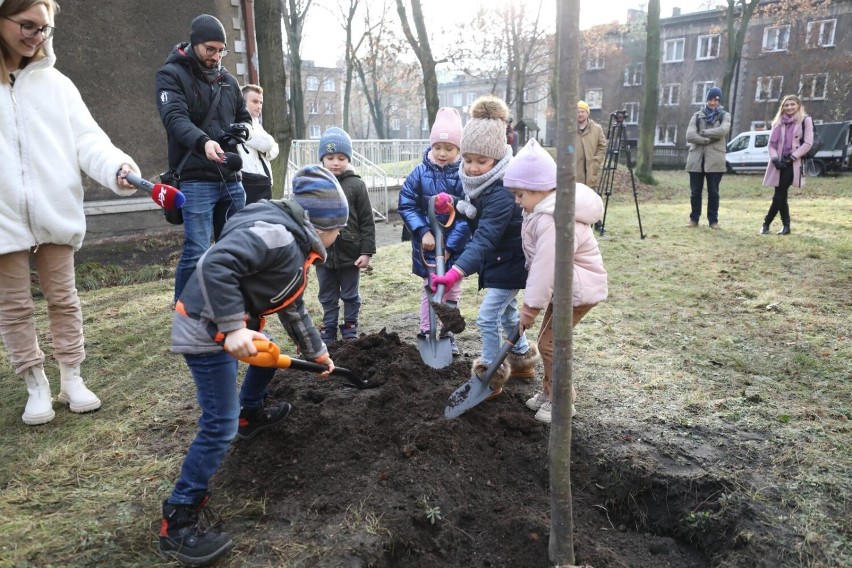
[0,0,140,425]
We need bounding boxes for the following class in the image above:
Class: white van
[726,130,770,173]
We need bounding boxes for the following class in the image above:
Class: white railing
[285,139,429,222]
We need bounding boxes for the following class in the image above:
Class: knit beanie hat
[291,165,349,230]
[706,87,722,101]
[190,14,227,46]
[460,96,510,161]
[430,107,463,149]
[318,127,353,162]
[577,100,590,113]
[503,139,556,191]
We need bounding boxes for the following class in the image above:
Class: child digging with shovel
[504,139,608,423]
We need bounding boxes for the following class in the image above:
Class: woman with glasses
[0,0,141,425]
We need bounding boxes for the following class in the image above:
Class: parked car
[726,121,851,176]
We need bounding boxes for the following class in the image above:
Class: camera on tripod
[595,108,646,239]
[611,109,628,123]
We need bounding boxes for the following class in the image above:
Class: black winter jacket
[155,43,252,182]
[321,168,377,269]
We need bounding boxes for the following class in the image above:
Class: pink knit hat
[503,139,556,191]
[430,107,463,149]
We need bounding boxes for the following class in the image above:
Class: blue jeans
[174,180,245,302]
[168,350,275,505]
[476,287,529,364]
[689,172,723,225]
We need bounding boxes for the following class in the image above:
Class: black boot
[759,223,770,235]
[237,401,292,440]
[339,322,358,341]
[159,496,233,566]
[778,225,791,235]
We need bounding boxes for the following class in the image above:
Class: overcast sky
[301,0,714,67]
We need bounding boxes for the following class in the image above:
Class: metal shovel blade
[417,333,453,369]
[444,373,494,419]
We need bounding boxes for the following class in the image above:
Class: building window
[309,125,321,138]
[661,83,680,106]
[623,102,639,124]
[453,93,463,106]
[755,76,783,102]
[692,81,716,105]
[308,102,318,115]
[762,25,790,52]
[391,118,400,131]
[807,19,836,48]
[466,92,476,105]
[585,89,603,109]
[322,78,335,92]
[800,73,828,100]
[306,76,319,91]
[663,38,685,63]
[325,101,335,114]
[697,34,720,60]
[586,51,604,70]
[624,63,643,86]
[655,124,677,145]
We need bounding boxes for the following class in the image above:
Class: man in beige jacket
[576,100,608,189]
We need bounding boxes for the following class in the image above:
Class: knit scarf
[702,104,723,126]
[770,114,797,157]
[456,146,513,219]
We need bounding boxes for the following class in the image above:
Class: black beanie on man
[190,14,227,46]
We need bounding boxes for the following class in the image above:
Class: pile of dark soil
[214,330,709,567]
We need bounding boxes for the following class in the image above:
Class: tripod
[595,110,646,239]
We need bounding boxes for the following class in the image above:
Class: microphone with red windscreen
[124,172,186,209]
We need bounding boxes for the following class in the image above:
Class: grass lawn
[0,170,849,567]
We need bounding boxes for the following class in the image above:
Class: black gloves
[218,123,249,149]
[782,154,795,167]
[771,157,787,170]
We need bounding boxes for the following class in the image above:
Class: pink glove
[434,193,454,215]
[430,267,463,292]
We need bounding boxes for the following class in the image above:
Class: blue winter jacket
[398,149,471,278]
[453,180,527,291]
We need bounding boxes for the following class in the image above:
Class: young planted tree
[551,0,580,564]
[254,0,293,197]
[636,0,660,183]
[282,0,314,139]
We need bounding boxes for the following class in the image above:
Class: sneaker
[687,220,698,227]
[525,391,548,411]
[710,223,720,230]
[158,498,233,566]
[237,402,292,440]
[534,401,552,423]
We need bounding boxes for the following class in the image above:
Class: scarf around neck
[702,104,723,125]
[770,114,798,155]
[456,146,513,219]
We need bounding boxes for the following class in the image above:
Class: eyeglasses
[3,16,54,40]
[201,43,229,57]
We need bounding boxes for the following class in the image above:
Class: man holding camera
[156,14,253,301]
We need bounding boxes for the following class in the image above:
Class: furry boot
[21,366,55,425]
[507,343,541,381]
[57,364,101,413]
[471,358,511,399]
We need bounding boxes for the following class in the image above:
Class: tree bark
[282,0,313,139]
[550,0,579,565]
[636,0,660,183]
[255,0,292,197]
[721,0,760,134]
[395,0,439,127]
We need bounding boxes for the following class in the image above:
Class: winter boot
[320,326,337,344]
[340,322,358,341]
[507,343,540,381]
[778,225,791,235]
[159,496,233,566]
[21,366,55,425]
[471,358,511,400]
[57,364,101,413]
[237,402,292,440]
[759,223,770,235]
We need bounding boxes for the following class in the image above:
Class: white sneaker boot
[57,364,101,413]
[22,366,56,425]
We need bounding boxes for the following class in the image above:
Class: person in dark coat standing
[685,86,731,229]
[315,127,377,343]
[156,14,253,302]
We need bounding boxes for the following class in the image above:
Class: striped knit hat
[291,166,349,229]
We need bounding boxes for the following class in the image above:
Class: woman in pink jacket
[503,139,608,423]
[760,94,813,236]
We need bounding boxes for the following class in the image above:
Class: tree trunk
[395,0,439,126]
[255,0,292,197]
[550,0,579,565]
[636,0,660,183]
[282,0,311,139]
[721,0,760,135]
